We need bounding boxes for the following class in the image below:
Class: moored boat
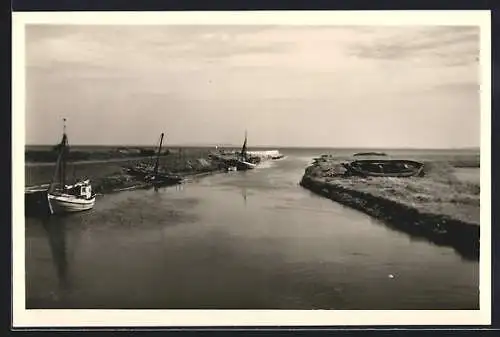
[48,180,95,214]
[25,186,51,216]
[235,130,258,170]
[209,132,259,170]
[47,119,96,215]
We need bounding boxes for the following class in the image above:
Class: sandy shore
[300,154,480,260]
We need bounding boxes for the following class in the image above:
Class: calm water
[25,151,479,309]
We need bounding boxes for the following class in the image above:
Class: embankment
[25,147,161,163]
[25,151,228,216]
[300,155,480,260]
[26,149,226,194]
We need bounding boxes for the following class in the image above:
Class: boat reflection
[41,215,70,291]
[241,186,247,206]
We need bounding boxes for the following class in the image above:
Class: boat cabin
[63,180,93,199]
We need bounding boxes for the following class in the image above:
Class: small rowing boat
[343,159,425,178]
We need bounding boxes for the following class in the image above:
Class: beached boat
[124,162,152,177]
[342,159,425,178]
[123,133,184,186]
[353,152,388,157]
[47,119,96,214]
[141,133,184,186]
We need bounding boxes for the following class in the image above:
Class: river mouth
[25,151,479,309]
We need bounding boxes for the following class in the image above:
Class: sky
[25,25,481,148]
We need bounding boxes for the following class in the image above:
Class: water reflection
[25,153,479,309]
[41,215,69,291]
[241,186,247,206]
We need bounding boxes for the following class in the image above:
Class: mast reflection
[41,215,69,291]
[241,186,247,206]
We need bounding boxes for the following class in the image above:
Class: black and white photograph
[13,11,491,327]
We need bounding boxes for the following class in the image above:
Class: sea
[24,148,480,309]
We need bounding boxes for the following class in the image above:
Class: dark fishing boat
[235,130,259,170]
[25,184,52,216]
[144,133,184,186]
[207,131,260,171]
[343,159,425,178]
[124,133,183,186]
[124,162,152,177]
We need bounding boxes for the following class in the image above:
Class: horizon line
[25,143,481,151]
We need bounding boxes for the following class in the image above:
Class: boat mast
[48,118,68,193]
[153,132,164,177]
[241,129,247,161]
[61,118,68,188]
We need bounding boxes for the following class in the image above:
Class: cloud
[349,26,479,67]
[433,82,480,92]
[26,25,293,73]
[24,25,481,147]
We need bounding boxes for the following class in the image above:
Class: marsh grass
[25,148,221,192]
[306,153,480,225]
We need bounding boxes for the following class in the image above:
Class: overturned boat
[342,159,425,178]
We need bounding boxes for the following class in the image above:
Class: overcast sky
[25,25,480,148]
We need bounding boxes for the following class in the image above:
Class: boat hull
[48,194,96,214]
[236,160,257,170]
[146,174,184,186]
[124,166,152,177]
[344,159,424,178]
[25,189,51,216]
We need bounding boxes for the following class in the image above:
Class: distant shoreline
[24,146,480,166]
[24,144,480,152]
[25,156,153,167]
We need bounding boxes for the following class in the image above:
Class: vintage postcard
[12,10,491,327]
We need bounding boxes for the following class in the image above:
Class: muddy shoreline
[299,155,480,260]
[25,150,227,216]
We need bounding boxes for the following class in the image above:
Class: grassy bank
[300,154,480,260]
[25,148,223,194]
[25,147,163,163]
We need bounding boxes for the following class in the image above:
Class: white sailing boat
[47,118,96,214]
